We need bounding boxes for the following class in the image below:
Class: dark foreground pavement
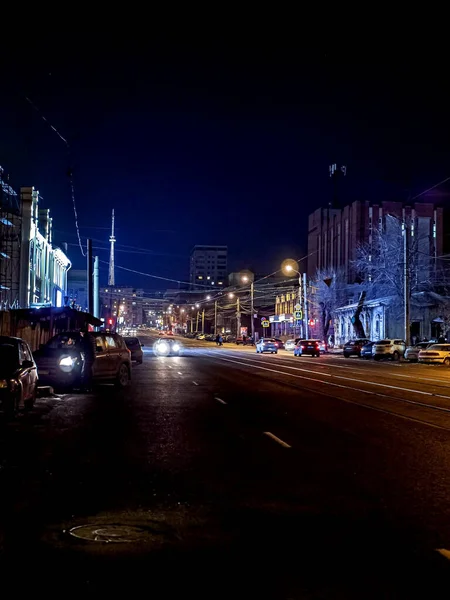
[1,336,450,597]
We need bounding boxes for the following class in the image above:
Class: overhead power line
[25,96,85,257]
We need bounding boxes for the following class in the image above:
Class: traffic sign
[262,321,270,327]
[261,317,268,323]
[294,303,301,311]
[294,310,303,319]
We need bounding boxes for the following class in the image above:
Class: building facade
[100,286,145,328]
[20,187,71,308]
[0,166,21,309]
[190,245,227,289]
[307,200,444,282]
[67,269,88,312]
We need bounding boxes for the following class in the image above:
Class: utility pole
[214,300,218,335]
[403,220,410,345]
[196,310,199,333]
[303,271,309,339]
[236,296,241,337]
[201,309,205,334]
[250,282,255,340]
[87,239,93,315]
[108,209,116,287]
[93,255,99,321]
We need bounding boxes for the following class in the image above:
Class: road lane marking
[168,365,173,369]
[215,352,450,400]
[177,372,183,375]
[206,354,450,426]
[437,549,450,561]
[192,381,199,386]
[264,431,291,448]
[215,397,227,404]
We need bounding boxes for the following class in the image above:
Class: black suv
[33,331,131,390]
[343,339,371,358]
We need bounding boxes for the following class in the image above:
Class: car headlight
[173,344,180,351]
[59,356,76,372]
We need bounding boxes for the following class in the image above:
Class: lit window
[218,282,223,285]
[207,276,210,280]
[198,276,203,279]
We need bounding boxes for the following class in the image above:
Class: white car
[418,343,450,365]
[284,339,296,351]
[372,339,406,361]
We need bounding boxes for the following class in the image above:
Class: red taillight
[315,343,319,347]
[301,345,305,350]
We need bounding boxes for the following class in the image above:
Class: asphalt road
[2,334,450,597]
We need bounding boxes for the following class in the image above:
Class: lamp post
[242,275,254,340]
[284,263,308,338]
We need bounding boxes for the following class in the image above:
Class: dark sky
[2,39,450,289]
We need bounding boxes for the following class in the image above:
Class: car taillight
[301,345,305,350]
[315,343,319,347]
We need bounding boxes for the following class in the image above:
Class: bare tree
[311,268,347,341]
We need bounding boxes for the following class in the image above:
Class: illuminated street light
[228,293,235,299]
[195,303,200,308]
[242,275,249,282]
[206,295,211,300]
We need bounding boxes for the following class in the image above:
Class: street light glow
[195,303,200,308]
[206,295,211,300]
[285,265,293,272]
[228,293,235,298]
[242,275,249,282]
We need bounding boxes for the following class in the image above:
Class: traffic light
[309,319,314,326]
[108,318,113,325]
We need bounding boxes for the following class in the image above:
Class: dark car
[124,337,144,364]
[0,336,38,413]
[293,339,321,357]
[360,341,375,359]
[343,339,371,358]
[33,331,131,390]
[154,338,182,356]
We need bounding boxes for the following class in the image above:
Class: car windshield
[45,333,83,349]
[0,344,18,369]
[428,344,450,351]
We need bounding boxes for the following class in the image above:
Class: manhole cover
[69,524,160,543]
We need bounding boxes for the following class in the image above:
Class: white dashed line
[215,397,227,404]
[192,381,199,386]
[264,431,291,448]
[168,365,173,369]
[177,372,183,375]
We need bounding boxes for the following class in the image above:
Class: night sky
[2,39,450,289]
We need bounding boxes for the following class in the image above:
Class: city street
[2,334,450,596]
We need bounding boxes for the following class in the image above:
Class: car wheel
[275,351,278,354]
[392,351,400,361]
[116,363,129,388]
[343,353,350,358]
[444,357,450,366]
[24,384,37,410]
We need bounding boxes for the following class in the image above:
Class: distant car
[404,341,432,362]
[0,336,38,413]
[372,339,406,361]
[293,339,320,357]
[360,341,375,359]
[154,338,182,356]
[343,339,371,358]
[273,338,285,350]
[33,331,131,389]
[284,339,297,351]
[256,338,278,354]
[124,337,144,364]
[318,340,328,353]
[418,343,450,365]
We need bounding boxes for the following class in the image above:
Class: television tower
[108,209,116,286]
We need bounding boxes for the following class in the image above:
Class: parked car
[273,338,285,350]
[318,340,328,353]
[33,331,131,390]
[236,336,254,345]
[294,339,321,357]
[0,336,38,413]
[124,337,144,364]
[405,341,433,362]
[372,339,406,361]
[418,343,450,365]
[343,339,371,358]
[284,339,297,351]
[256,338,278,354]
[360,341,375,359]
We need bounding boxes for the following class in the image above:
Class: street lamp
[228,293,234,299]
[241,275,254,340]
[206,295,211,300]
[282,260,308,339]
